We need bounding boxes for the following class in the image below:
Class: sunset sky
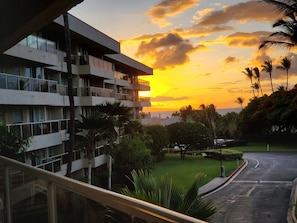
[70,0,297,114]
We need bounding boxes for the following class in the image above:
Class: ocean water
[149,107,242,118]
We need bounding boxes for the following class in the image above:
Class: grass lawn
[232,142,297,152]
[151,153,243,190]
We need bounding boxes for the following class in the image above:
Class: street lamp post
[220,145,225,177]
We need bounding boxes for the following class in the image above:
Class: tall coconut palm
[253,67,264,96]
[242,67,255,97]
[235,97,244,109]
[261,60,274,93]
[259,0,297,50]
[277,56,291,90]
[63,12,76,178]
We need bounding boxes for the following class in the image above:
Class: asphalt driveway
[206,152,297,223]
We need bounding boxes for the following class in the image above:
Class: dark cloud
[148,0,199,26]
[151,95,189,102]
[223,56,239,65]
[135,33,205,70]
[197,1,281,27]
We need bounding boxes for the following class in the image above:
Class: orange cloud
[196,1,281,27]
[135,33,206,70]
[147,0,199,27]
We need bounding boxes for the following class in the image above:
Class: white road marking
[248,158,260,168]
[232,180,292,185]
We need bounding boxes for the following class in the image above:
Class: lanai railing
[0,155,207,223]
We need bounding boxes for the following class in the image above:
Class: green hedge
[203,149,243,161]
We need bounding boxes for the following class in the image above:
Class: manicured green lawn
[151,153,243,190]
[233,142,297,152]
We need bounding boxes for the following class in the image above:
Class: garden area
[151,143,297,190]
[151,152,243,189]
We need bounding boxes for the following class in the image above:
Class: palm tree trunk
[88,159,92,184]
[259,80,263,96]
[108,155,112,190]
[250,79,255,97]
[269,73,274,92]
[63,12,75,177]
[286,70,289,90]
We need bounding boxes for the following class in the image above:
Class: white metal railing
[0,155,207,223]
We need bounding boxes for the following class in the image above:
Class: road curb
[201,159,248,197]
[288,178,297,223]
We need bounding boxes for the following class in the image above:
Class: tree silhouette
[277,57,291,90]
[235,97,244,109]
[253,67,264,96]
[261,60,274,93]
[242,67,255,97]
[259,0,297,50]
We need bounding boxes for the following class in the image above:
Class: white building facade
[0,14,152,177]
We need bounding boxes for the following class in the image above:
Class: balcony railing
[0,73,57,93]
[135,79,150,87]
[80,86,114,97]
[57,84,78,96]
[36,150,82,173]
[0,155,207,223]
[6,119,69,138]
[88,55,113,71]
[19,35,57,55]
[116,93,133,101]
[139,96,151,102]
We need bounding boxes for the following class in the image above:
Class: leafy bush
[204,149,243,161]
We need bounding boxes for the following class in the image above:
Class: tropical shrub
[121,169,216,221]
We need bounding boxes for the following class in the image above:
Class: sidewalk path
[198,160,248,196]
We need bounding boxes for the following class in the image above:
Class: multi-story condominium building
[0,13,153,177]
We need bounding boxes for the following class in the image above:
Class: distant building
[0,14,152,177]
[141,116,181,126]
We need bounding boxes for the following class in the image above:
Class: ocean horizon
[148,107,242,118]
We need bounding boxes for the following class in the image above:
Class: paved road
[206,152,297,223]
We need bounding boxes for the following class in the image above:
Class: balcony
[0,73,57,93]
[78,55,114,79]
[0,155,207,223]
[7,119,69,139]
[132,79,150,91]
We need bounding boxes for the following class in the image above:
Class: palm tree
[253,67,264,96]
[253,82,260,96]
[259,0,297,50]
[76,114,114,184]
[95,101,132,189]
[63,12,76,178]
[277,57,291,90]
[242,67,255,97]
[261,60,274,93]
[235,97,244,109]
[121,169,216,221]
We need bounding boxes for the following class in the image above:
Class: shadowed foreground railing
[0,156,207,223]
